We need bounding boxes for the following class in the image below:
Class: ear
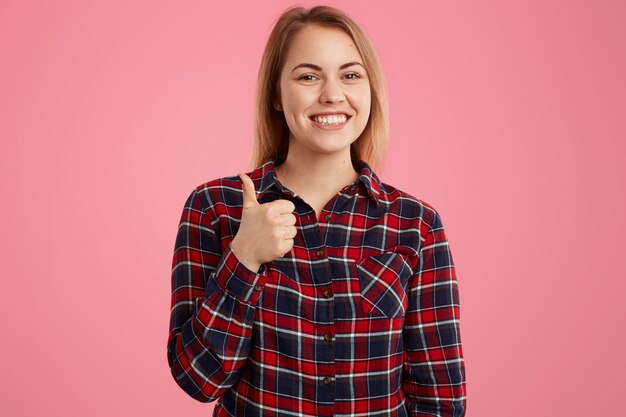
[272,97,283,112]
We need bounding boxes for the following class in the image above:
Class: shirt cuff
[212,242,268,304]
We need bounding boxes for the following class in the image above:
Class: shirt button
[324,289,333,298]
[323,376,334,385]
[316,249,324,258]
[254,284,262,291]
[324,213,331,222]
[323,333,332,342]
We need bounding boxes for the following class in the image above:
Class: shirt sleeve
[402,209,467,417]
[167,188,268,402]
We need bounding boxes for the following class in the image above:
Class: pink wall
[1,0,625,416]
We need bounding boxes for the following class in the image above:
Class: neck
[274,145,359,193]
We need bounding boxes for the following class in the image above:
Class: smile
[309,114,351,129]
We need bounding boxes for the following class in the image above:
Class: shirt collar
[253,157,381,206]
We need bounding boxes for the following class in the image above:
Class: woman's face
[275,24,371,158]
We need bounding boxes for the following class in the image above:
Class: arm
[167,188,267,402]
[403,209,466,417]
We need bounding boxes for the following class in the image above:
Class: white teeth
[313,114,348,125]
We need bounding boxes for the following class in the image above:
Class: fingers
[281,213,297,227]
[239,173,259,208]
[239,173,295,214]
[283,225,298,239]
[272,199,296,214]
[260,196,296,218]
[282,240,294,257]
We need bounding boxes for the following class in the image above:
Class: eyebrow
[291,62,365,72]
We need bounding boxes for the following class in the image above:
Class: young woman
[167,5,466,417]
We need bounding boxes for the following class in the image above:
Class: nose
[319,78,345,104]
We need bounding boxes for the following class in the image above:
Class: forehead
[284,24,363,66]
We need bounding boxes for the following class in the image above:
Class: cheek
[357,94,372,124]
[353,89,372,131]
[280,90,306,130]
[363,92,372,114]
[349,85,372,113]
[282,88,308,114]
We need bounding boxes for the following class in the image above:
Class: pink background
[1,0,625,416]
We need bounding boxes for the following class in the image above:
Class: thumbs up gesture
[230,173,298,272]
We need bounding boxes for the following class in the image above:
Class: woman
[168,5,466,417]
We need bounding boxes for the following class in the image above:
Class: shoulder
[359,157,444,233]
[186,159,279,214]
[195,160,272,202]
[185,158,271,214]
[194,173,242,204]
[377,180,445,233]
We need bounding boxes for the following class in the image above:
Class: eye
[297,74,318,81]
[343,72,362,80]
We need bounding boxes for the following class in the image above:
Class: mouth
[308,113,352,127]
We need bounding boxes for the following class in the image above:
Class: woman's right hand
[230,173,297,272]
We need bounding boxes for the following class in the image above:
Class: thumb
[238,173,259,208]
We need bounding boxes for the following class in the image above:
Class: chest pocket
[355,252,412,318]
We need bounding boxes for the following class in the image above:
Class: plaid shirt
[167,157,466,417]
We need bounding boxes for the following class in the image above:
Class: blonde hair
[249,5,389,174]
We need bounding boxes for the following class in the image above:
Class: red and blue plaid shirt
[168,157,466,416]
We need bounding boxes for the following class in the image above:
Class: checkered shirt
[167,158,466,416]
